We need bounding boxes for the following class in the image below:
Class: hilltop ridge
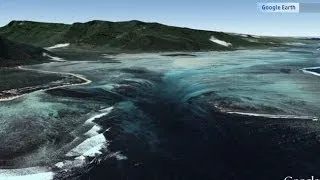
[0,20,281,52]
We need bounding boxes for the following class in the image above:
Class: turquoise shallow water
[30,47,319,116]
[0,41,319,179]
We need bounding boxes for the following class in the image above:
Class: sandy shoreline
[0,65,92,102]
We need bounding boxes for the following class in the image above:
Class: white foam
[84,125,102,137]
[54,158,86,169]
[101,53,163,60]
[285,42,307,46]
[85,107,114,124]
[113,152,128,160]
[75,156,86,161]
[42,52,66,62]
[227,111,318,120]
[0,95,23,102]
[302,67,320,77]
[0,172,54,180]
[302,70,320,77]
[0,167,53,180]
[18,66,92,86]
[246,38,259,43]
[66,134,107,157]
[54,162,64,168]
[45,43,70,50]
[63,107,113,165]
[239,34,249,38]
[99,106,114,113]
[209,36,232,47]
[302,66,320,70]
[82,143,106,157]
[104,151,128,160]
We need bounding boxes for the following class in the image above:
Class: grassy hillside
[0,36,49,67]
[0,20,282,52]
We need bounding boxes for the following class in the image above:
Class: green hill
[0,36,49,67]
[0,20,281,52]
[0,21,70,47]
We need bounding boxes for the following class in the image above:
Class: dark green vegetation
[0,36,49,67]
[0,68,85,99]
[0,20,283,52]
[0,68,62,91]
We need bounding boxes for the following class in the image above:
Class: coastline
[0,64,92,102]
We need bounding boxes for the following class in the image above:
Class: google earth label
[258,3,299,13]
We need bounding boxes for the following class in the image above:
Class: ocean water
[0,41,320,179]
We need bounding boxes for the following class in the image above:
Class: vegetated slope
[0,21,70,47]
[0,36,49,67]
[0,20,281,52]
